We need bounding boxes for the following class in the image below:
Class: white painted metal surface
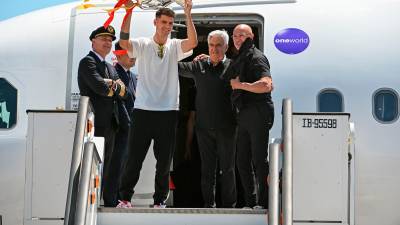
[292,113,351,224]
[97,208,268,225]
[24,111,77,224]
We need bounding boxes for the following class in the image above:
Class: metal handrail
[268,139,282,225]
[348,122,356,225]
[282,98,293,225]
[74,142,95,225]
[64,96,90,225]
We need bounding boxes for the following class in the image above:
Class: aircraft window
[317,89,344,112]
[0,78,17,129]
[373,88,399,123]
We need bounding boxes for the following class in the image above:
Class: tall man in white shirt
[117,0,198,208]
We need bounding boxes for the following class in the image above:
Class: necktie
[128,71,136,97]
[103,61,110,78]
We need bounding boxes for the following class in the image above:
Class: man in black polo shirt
[178,30,237,208]
[229,24,274,209]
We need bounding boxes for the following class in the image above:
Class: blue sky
[0,0,79,21]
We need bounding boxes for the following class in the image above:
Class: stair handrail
[268,138,282,225]
[74,142,97,225]
[282,98,293,225]
[64,96,91,225]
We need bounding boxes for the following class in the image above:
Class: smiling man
[117,0,198,208]
[77,25,126,207]
[178,30,237,208]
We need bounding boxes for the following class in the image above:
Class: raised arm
[180,0,198,52]
[119,0,137,53]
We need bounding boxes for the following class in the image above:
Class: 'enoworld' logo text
[274,28,310,54]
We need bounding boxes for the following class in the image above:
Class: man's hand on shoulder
[193,54,209,62]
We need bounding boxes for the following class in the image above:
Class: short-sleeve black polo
[178,59,236,129]
[230,38,273,110]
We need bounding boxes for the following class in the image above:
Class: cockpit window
[373,88,399,123]
[0,78,17,129]
[317,89,344,112]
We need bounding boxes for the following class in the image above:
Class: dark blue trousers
[103,127,129,207]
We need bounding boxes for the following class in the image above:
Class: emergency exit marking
[302,118,337,128]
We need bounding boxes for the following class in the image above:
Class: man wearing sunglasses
[117,0,198,208]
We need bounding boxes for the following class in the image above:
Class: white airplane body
[0,0,399,225]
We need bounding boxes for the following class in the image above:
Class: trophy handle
[174,0,185,7]
[139,0,184,10]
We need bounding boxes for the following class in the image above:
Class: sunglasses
[231,33,249,39]
[157,44,164,58]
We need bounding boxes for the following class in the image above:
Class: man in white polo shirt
[117,0,197,208]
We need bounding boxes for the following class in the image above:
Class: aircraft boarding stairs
[23,98,355,225]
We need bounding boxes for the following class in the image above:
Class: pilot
[229,24,274,209]
[117,0,197,208]
[77,25,126,207]
[106,41,137,207]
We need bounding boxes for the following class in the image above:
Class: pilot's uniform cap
[90,25,116,41]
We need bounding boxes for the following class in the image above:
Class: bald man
[229,24,274,209]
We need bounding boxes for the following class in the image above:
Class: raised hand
[125,0,136,9]
[183,0,192,16]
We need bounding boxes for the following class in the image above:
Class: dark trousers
[102,127,129,207]
[196,126,237,208]
[236,103,273,208]
[119,109,178,205]
[95,124,117,207]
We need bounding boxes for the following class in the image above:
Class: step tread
[98,207,267,215]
